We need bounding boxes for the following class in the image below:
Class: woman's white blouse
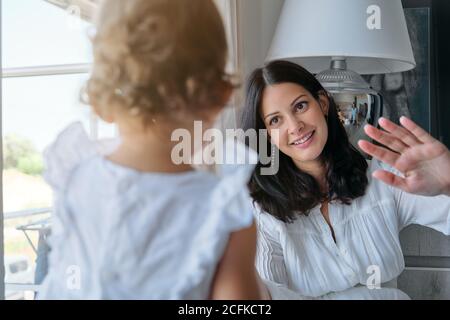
[255,159,450,299]
[38,123,256,299]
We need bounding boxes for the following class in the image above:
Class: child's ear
[92,104,115,123]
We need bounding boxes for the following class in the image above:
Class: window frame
[3,63,91,78]
[1,0,3,299]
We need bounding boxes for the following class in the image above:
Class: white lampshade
[267,0,416,74]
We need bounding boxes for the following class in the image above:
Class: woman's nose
[287,116,304,135]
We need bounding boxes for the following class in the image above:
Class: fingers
[399,116,435,144]
[358,140,399,168]
[372,169,408,190]
[378,117,422,147]
[364,124,409,154]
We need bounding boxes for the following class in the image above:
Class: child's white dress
[38,122,257,299]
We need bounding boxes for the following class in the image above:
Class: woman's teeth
[293,131,314,145]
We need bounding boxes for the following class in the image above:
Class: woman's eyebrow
[264,111,279,121]
[291,94,307,107]
[263,94,307,120]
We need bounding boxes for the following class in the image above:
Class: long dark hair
[241,60,369,223]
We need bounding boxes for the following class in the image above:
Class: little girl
[38,0,264,299]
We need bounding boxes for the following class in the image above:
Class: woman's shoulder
[251,201,286,234]
[339,158,400,218]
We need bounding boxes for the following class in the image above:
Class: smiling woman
[241,60,450,300]
[241,60,369,223]
[261,83,329,164]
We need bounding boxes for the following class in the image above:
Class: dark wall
[398,1,450,300]
[402,0,450,147]
[435,0,450,147]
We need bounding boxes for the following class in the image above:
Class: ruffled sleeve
[43,122,121,237]
[372,159,450,235]
[43,122,99,191]
[43,122,102,242]
[39,122,107,299]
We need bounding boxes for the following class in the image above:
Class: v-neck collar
[312,202,338,245]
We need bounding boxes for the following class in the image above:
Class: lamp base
[316,58,383,156]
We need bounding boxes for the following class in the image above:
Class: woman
[241,60,450,299]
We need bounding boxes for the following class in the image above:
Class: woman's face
[260,83,329,167]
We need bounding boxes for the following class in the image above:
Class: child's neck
[107,127,194,174]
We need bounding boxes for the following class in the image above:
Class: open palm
[358,117,450,197]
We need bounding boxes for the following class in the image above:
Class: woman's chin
[289,148,322,164]
[288,141,323,162]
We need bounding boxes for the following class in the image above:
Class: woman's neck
[294,158,328,193]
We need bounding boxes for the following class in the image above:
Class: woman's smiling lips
[290,130,315,149]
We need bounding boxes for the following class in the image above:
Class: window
[9,260,28,274]
[2,0,94,68]
[1,0,112,300]
[1,0,241,300]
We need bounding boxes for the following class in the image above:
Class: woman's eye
[269,117,279,126]
[294,101,308,112]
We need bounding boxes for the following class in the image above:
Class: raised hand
[358,117,450,197]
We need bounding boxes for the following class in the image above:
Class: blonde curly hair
[84,0,232,125]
